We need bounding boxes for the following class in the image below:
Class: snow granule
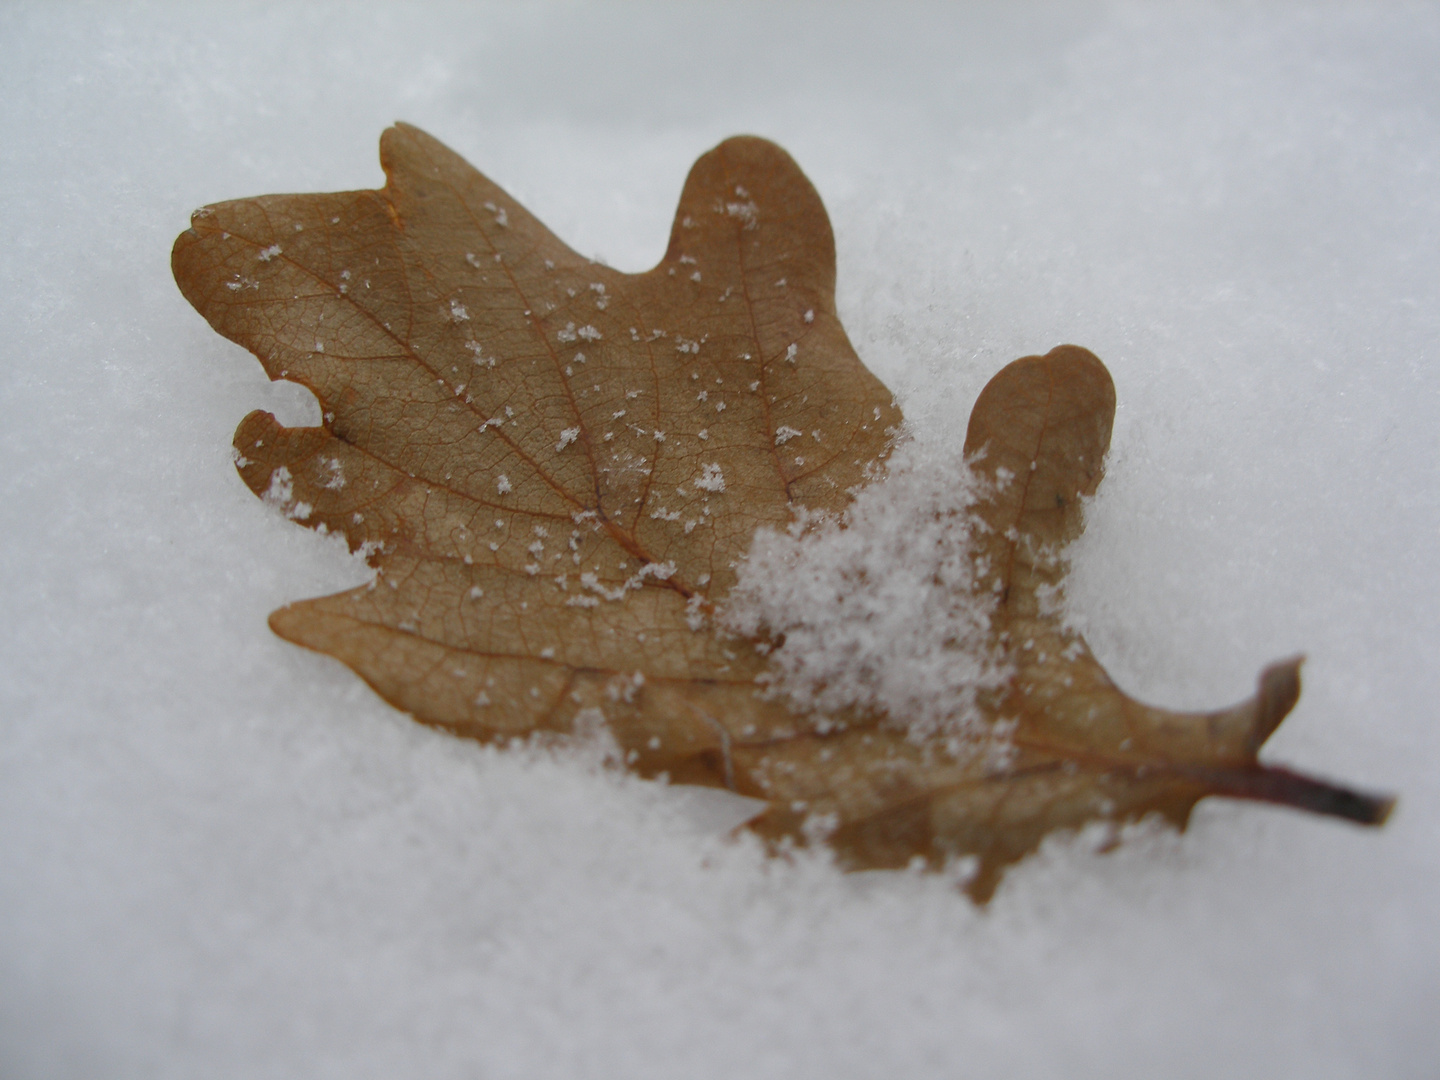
[692,463,725,491]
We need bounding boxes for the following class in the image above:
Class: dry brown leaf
[174,125,1392,900]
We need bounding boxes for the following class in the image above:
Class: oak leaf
[174,125,1392,900]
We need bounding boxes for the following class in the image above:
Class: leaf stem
[1186,764,1395,826]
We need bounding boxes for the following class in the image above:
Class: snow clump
[724,437,1012,746]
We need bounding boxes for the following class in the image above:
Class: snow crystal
[260,466,312,521]
[465,341,495,369]
[693,463,725,492]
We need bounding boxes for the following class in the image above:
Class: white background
[1,3,1436,1077]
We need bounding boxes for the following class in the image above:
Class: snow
[1,2,1437,1078]
[693,463,726,492]
[725,439,1010,745]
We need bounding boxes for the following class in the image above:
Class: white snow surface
[2,2,1437,1077]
